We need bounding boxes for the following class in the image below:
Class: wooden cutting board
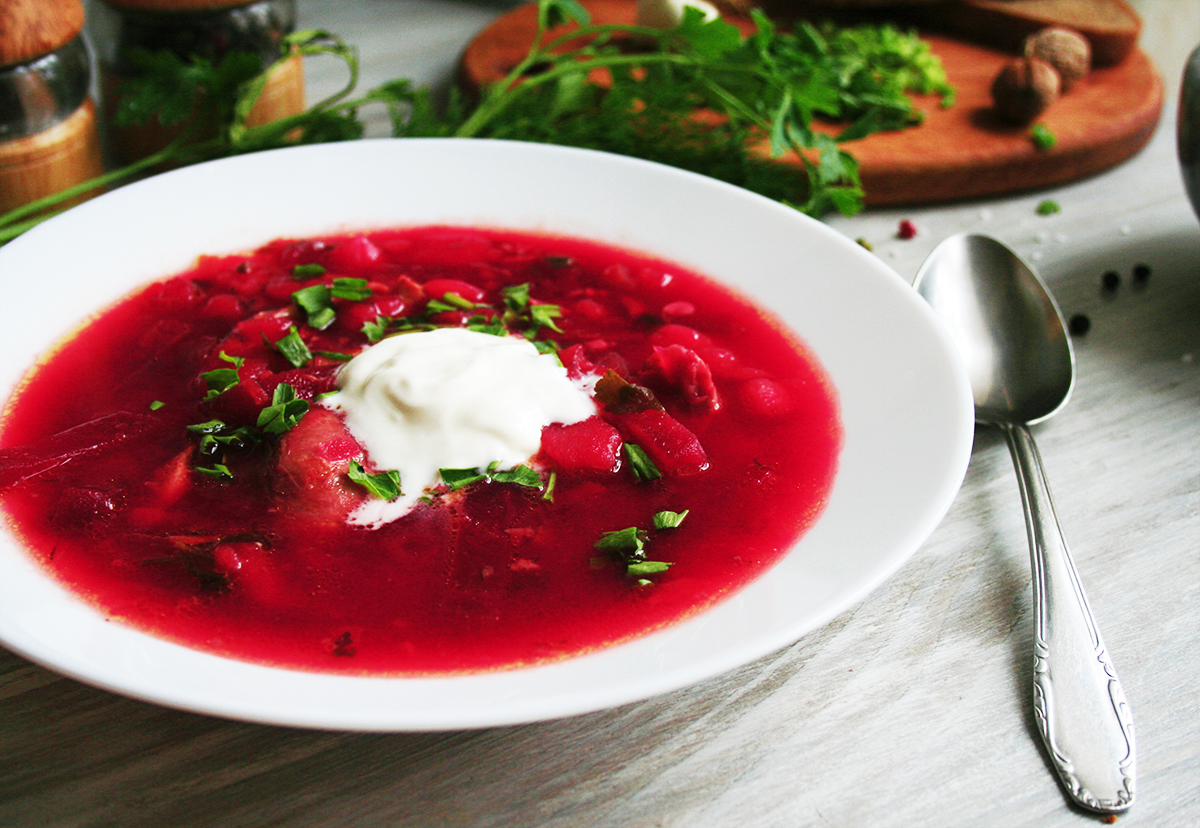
[458,0,1164,207]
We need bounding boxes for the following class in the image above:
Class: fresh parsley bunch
[0,0,953,243]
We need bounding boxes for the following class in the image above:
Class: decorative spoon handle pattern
[1003,422,1136,813]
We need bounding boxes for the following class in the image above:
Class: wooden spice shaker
[0,0,105,214]
[91,0,305,166]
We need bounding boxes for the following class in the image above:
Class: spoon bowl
[916,234,1073,425]
[915,233,1135,814]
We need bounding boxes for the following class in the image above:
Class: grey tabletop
[4,1,1199,826]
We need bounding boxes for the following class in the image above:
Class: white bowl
[0,139,974,731]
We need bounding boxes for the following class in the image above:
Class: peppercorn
[1068,313,1091,335]
[1102,270,1121,291]
[1024,27,1091,92]
[1133,263,1151,284]
[991,57,1061,123]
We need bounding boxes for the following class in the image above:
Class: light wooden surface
[3,2,1198,825]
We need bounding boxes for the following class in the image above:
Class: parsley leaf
[292,263,327,279]
[274,326,313,368]
[200,351,244,399]
[257,383,309,434]
[624,442,662,482]
[331,277,371,301]
[654,509,689,529]
[348,460,403,500]
[439,462,544,492]
[292,284,335,329]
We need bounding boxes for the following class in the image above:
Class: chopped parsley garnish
[331,277,372,301]
[1030,124,1056,150]
[187,419,260,455]
[595,526,648,558]
[595,524,675,581]
[185,418,262,479]
[427,292,479,313]
[194,463,234,480]
[256,383,309,435]
[596,508,688,580]
[1036,199,1062,216]
[653,509,689,529]
[439,462,544,492]
[149,400,165,410]
[292,263,327,278]
[626,561,672,576]
[489,463,542,487]
[624,442,662,482]
[500,282,563,334]
[439,467,488,491]
[348,461,403,500]
[199,351,244,399]
[292,284,336,329]
[274,325,313,368]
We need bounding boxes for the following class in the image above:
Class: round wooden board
[458,0,1164,207]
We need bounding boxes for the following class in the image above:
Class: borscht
[0,226,841,675]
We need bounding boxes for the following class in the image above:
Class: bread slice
[917,0,1142,66]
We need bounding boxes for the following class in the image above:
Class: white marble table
[3,2,1198,825]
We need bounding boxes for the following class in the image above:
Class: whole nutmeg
[991,56,1061,123]
[1025,27,1091,91]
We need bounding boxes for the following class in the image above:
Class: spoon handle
[1003,423,1136,813]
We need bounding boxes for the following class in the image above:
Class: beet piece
[643,344,720,409]
[611,409,708,476]
[273,408,367,524]
[540,417,623,473]
[0,412,159,489]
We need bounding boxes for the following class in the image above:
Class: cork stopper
[99,0,255,11]
[0,0,85,68]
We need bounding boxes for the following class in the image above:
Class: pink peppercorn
[897,220,917,239]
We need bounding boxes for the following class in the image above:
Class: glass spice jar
[0,2,105,214]
[89,0,305,166]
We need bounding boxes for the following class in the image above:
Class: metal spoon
[914,233,1135,814]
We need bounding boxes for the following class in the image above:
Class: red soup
[0,226,841,675]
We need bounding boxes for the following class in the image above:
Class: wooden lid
[0,0,85,67]
[99,0,256,10]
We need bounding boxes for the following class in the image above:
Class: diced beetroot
[0,412,159,489]
[212,541,283,606]
[643,344,720,409]
[610,409,708,476]
[212,309,296,361]
[147,278,205,313]
[539,417,621,474]
[274,408,366,524]
[556,344,597,380]
[200,293,245,324]
[649,323,713,350]
[423,279,486,304]
[697,346,761,381]
[262,365,341,401]
[150,448,194,507]
[740,377,792,417]
[328,235,383,272]
[661,301,695,320]
[50,487,121,530]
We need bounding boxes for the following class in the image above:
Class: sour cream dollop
[322,327,597,528]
